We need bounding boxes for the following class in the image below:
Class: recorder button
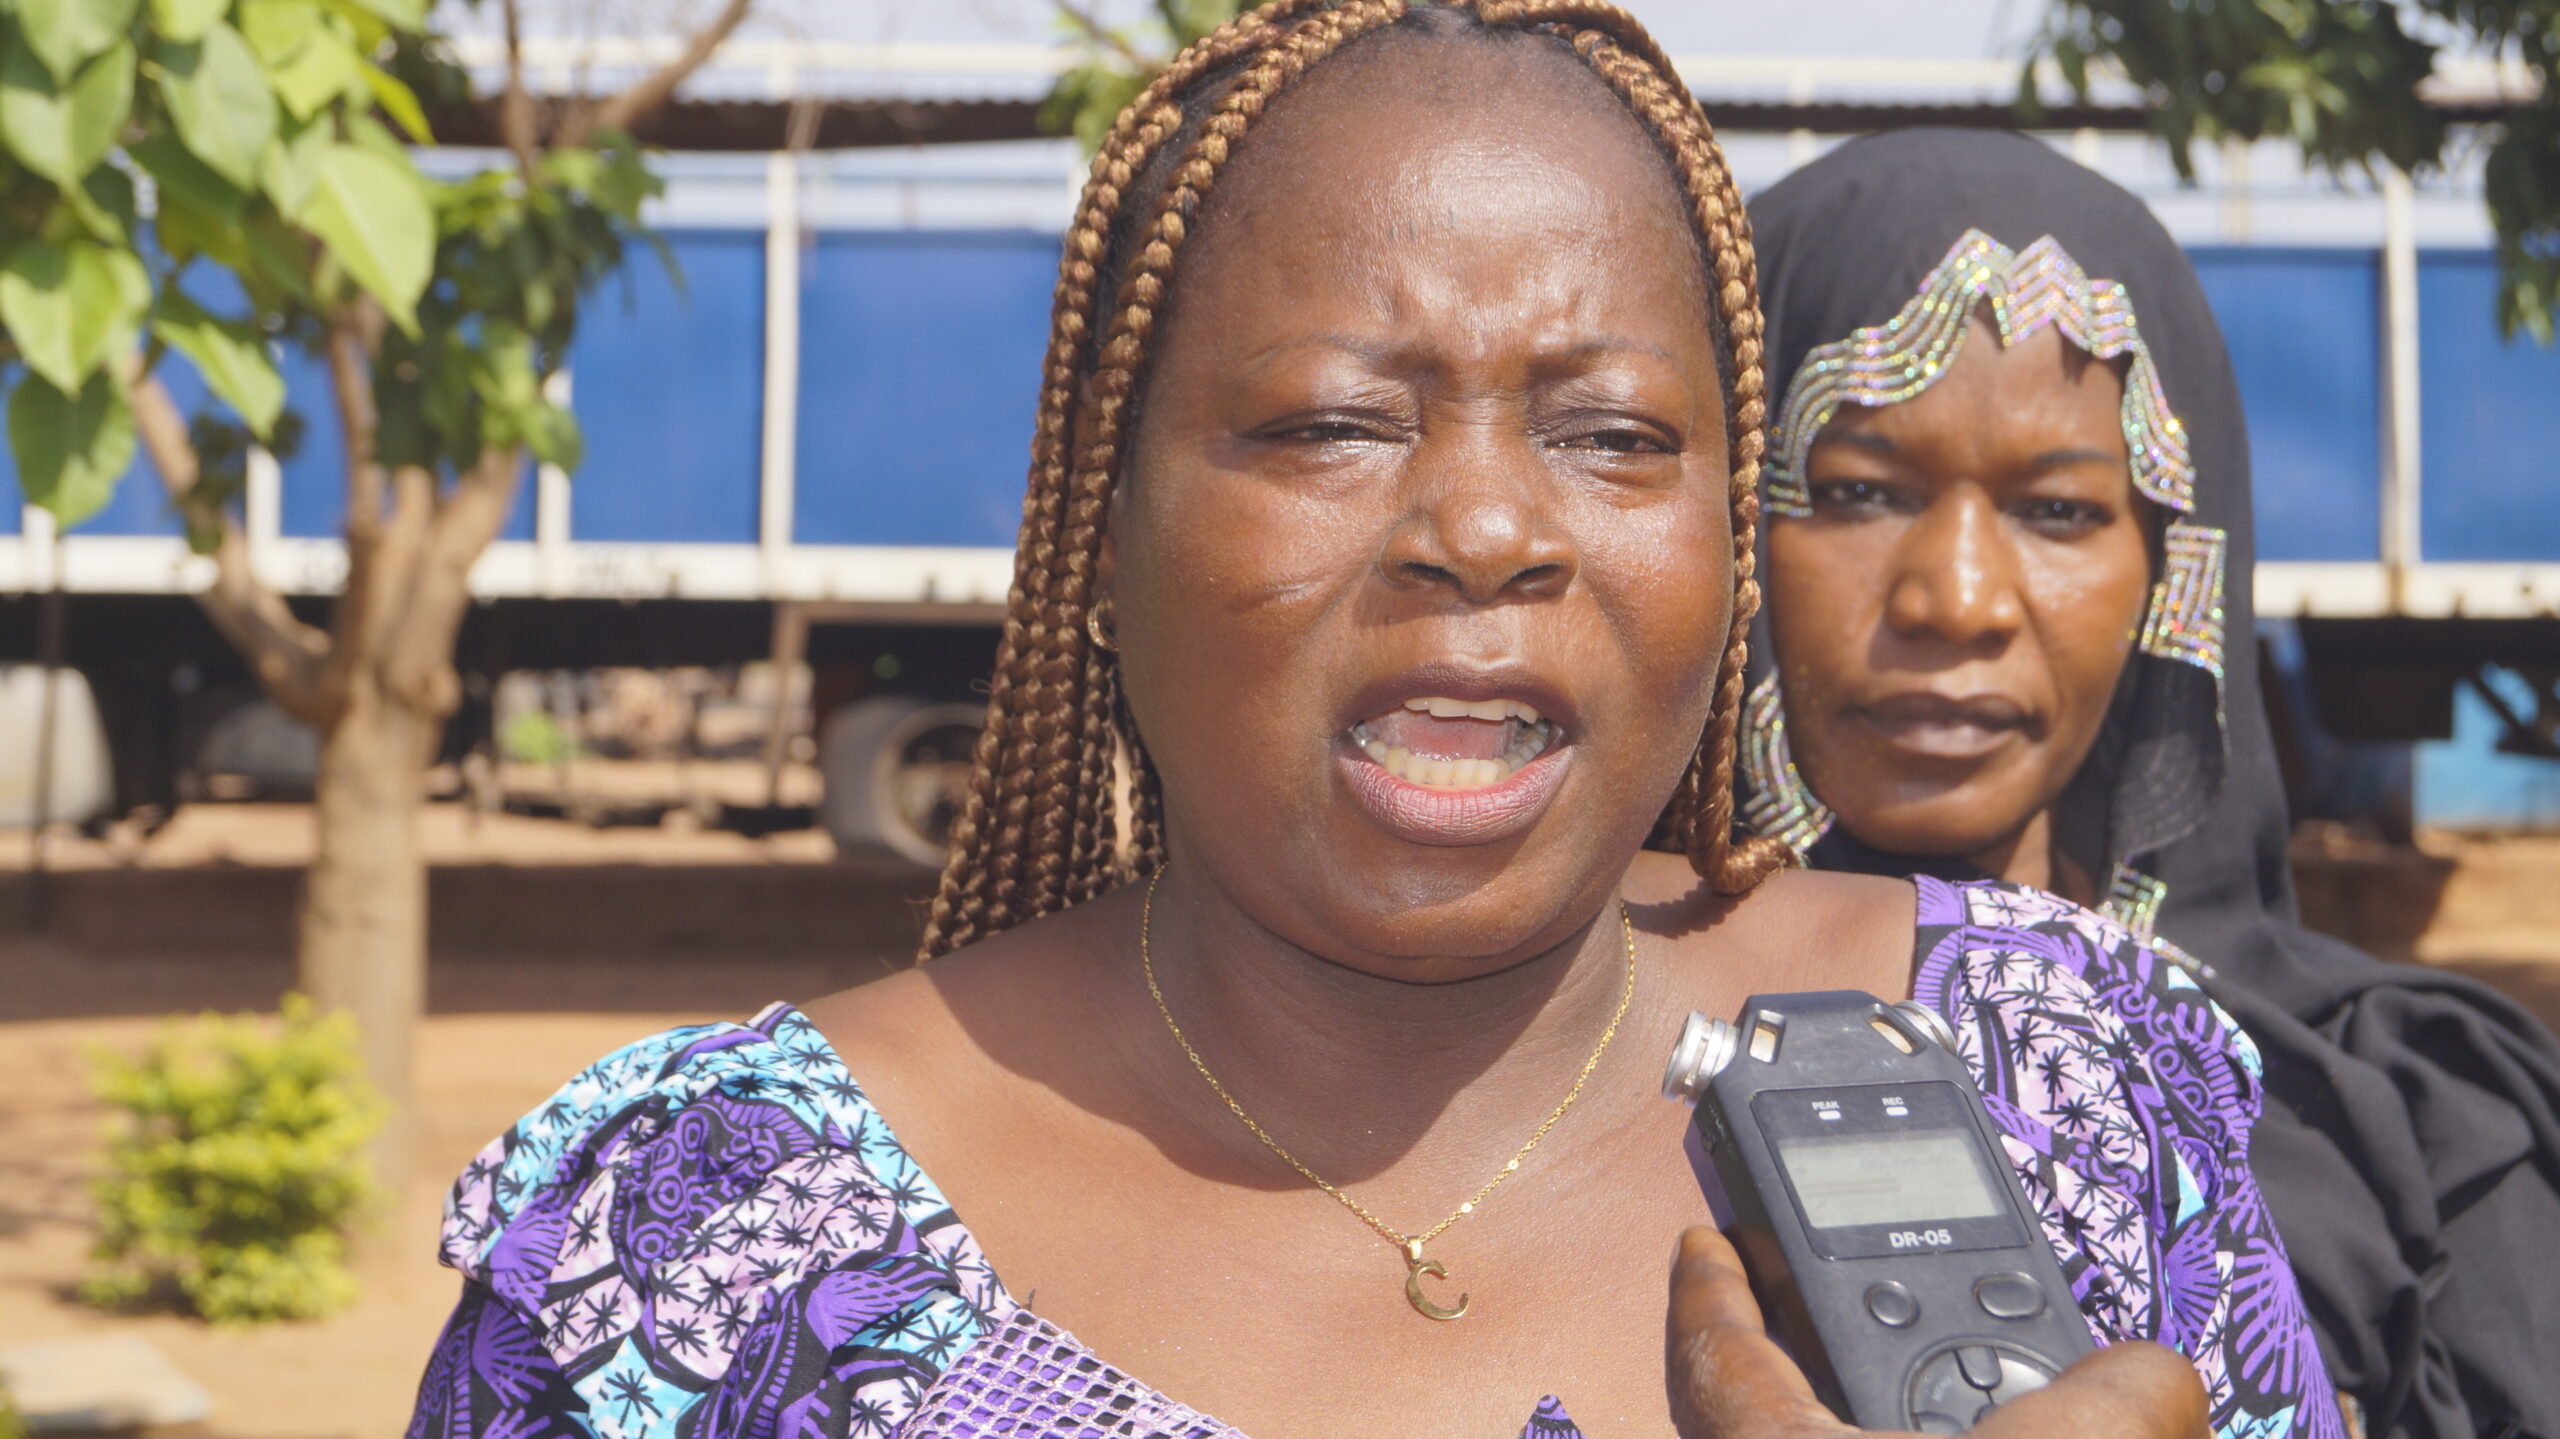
[1974,1271,2049,1320]
[1990,1354,2057,1400]
[1908,1353,1977,1420]
[1864,1281,1920,1328]
[1956,1344,2006,1391]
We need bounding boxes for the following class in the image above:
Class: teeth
[1349,717,1558,790]
[1400,696,1542,723]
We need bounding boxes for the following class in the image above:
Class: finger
[1666,1228,1841,1439]
[1977,1341,2210,1439]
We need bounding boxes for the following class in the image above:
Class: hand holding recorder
[1668,1225,2209,1439]
[1661,992,2208,1437]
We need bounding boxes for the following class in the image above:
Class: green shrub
[501,708,582,766]
[0,1380,25,1439]
[83,996,382,1325]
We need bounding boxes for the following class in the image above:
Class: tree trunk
[300,672,444,1187]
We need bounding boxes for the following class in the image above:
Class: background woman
[410,12,2320,1438]
[1742,129,2560,1439]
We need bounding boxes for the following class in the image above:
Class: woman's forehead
[1183,35,1704,290]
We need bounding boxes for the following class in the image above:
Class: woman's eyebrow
[1810,429,1897,457]
[2023,446,2122,473]
[1541,334,1683,366]
[1235,332,1401,376]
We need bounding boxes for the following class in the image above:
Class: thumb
[1666,1227,1841,1439]
[1975,1341,2211,1439]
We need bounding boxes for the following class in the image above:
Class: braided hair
[920,0,1792,960]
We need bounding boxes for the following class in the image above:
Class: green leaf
[151,0,234,45]
[336,0,421,30]
[265,23,359,121]
[522,401,580,471]
[0,39,135,186]
[258,112,326,215]
[68,160,140,243]
[130,130,245,220]
[154,25,276,189]
[340,108,406,166]
[8,372,136,528]
[241,206,312,300]
[155,288,284,437]
[0,243,151,392]
[298,142,427,331]
[155,185,248,268]
[236,0,324,67]
[357,60,428,143]
[14,0,141,82]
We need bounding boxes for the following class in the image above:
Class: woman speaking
[405,5,2330,1436]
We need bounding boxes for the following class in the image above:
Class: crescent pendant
[1404,1256,1471,1321]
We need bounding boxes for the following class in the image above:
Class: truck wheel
[818,697,984,867]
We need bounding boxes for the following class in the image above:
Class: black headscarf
[1745,129,2560,1439]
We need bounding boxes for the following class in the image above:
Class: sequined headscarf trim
[1767,229,2193,515]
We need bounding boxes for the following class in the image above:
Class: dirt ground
[0,795,903,1436]
[0,1009,720,1438]
[4,802,2559,1435]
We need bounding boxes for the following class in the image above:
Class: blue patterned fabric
[408,878,2334,1438]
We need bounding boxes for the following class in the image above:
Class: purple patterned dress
[406,877,2337,1439]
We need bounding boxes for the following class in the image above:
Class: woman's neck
[1124,862,1641,1186]
[1962,807,2096,906]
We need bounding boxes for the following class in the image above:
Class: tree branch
[328,304,384,541]
[499,0,542,176]
[323,302,401,717]
[435,445,528,570]
[381,446,527,719]
[128,370,336,725]
[556,0,754,147]
[1054,0,1152,69]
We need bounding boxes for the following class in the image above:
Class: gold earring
[1087,598,1118,653]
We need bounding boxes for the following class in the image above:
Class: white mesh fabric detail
[904,1310,1249,1439]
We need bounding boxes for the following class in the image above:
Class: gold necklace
[1138,869,1639,1322]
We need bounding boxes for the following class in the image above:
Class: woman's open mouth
[1351,697,1558,787]
[1337,695,1573,846]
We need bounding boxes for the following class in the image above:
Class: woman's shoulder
[435,1002,1006,1405]
[1916,876,2250,1032]
[1912,875,2266,1108]
[1914,880,2340,1420]
[1630,853,1920,998]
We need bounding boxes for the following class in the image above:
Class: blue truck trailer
[6,125,2559,855]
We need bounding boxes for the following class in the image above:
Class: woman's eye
[1554,428,1668,455]
[1806,479,1908,514]
[1269,419,1385,444]
[2012,497,2113,535]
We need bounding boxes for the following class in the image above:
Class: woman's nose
[1381,433,1576,605]
[1884,492,2026,649]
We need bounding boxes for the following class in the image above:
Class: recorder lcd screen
[1774,1129,2007,1230]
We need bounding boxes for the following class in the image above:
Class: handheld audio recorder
[1661,990,2093,1433]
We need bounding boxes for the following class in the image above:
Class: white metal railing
[443,35,2539,107]
[11,48,2554,619]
